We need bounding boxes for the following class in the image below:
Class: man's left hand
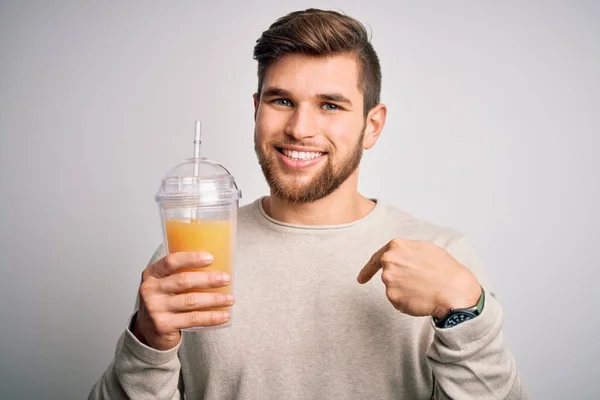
[357,239,481,320]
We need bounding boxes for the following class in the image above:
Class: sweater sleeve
[88,244,183,399]
[426,237,531,399]
[87,313,183,400]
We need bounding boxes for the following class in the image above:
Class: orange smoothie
[165,218,234,312]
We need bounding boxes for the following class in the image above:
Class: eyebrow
[261,87,353,107]
[316,93,353,106]
[261,87,292,98]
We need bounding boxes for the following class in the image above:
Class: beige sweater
[89,198,530,399]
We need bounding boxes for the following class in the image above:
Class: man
[90,9,529,399]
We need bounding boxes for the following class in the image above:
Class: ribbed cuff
[122,312,181,366]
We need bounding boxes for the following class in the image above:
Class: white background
[0,1,598,398]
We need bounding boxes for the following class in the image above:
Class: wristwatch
[433,287,485,329]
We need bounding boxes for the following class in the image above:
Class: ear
[253,93,260,121]
[362,103,387,150]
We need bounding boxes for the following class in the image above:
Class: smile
[278,148,325,160]
[275,147,327,169]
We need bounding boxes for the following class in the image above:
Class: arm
[89,245,233,399]
[88,246,182,399]
[87,315,183,400]
[427,237,530,399]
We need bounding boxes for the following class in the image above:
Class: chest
[177,235,434,399]
[233,232,388,325]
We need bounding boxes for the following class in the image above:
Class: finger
[146,252,214,279]
[167,292,235,313]
[357,243,390,284]
[171,310,232,330]
[159,270,231,294]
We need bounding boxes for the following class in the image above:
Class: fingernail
[226,294,234,303]
[202,253,214,262]
[222,274,231,283]
[222,312,230,320]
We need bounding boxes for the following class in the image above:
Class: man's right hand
[131,252,234,350]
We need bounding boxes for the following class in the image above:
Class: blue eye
[273,99,293,107]
[322,103,339,111]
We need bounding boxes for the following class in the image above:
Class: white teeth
[282,149,324,160]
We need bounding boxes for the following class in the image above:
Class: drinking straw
[192,121,202,221]
[194,121,202,176]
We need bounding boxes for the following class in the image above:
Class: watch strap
[434,286,485,328]
[475,286,485,314]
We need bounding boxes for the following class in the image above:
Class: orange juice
[165,219,234,312]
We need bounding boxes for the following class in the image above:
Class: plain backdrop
[1,1,598,399]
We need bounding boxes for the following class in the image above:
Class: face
[254,53,381,204]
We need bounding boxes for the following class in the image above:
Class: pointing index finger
[357,242,389,284]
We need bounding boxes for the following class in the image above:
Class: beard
[254,128,365,204]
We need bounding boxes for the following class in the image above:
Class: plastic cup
[155,157,241,331]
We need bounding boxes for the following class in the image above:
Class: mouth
[274,146,327,170]
[275,147,326,161]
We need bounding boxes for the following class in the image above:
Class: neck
[262,175,376,226]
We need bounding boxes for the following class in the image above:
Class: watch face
[443,311,478,328]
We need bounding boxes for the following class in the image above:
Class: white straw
[193,121,202,176]
[191,121,203,221]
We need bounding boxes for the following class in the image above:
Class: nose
[284,106,316,141]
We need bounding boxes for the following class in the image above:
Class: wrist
[130,312,181,351]
[433,286,485,329]
[130,314,151,346]
[433,279,482,320]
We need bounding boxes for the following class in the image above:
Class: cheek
[254,129,270,151]
[256,107,286,140]
[254,113,273,144]
[323,116,363,152]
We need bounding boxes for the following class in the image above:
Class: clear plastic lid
[155,157,241,206]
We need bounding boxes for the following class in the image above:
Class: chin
[276,174,315,190]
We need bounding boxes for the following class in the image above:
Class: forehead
[262,53,362,99]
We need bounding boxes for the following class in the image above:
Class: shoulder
[238,199,260,226]
[375,201,494,293]
[239,200,258,216]
[374,201,464,249]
